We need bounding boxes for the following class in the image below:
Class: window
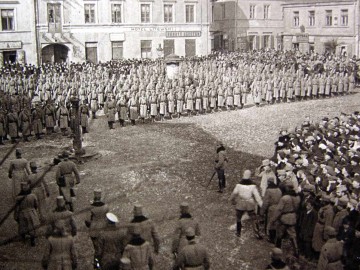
[112,41,123,60]
[141,4,150,23]
[185,5,195,23]
[264,5,270,20]
[141,40,152,58]
[47,4,62,32]
[86,42,98,63]
[341,9,348,26]
[293,11,299,27]
[308,11,315,26]
[112,4,122,23]
[84,4,95,23]
[326,10,332,26]
[250,5,255,19]
[1,9,14,31]
[164,4,173,23]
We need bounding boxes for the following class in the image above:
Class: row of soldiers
[228,110,360,270]
[0,50,358,135]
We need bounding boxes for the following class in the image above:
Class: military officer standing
[104,95,116,129]
[173,228,210,270]
[55,151,80,212]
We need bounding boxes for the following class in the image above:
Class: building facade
[282,0,359,57]
[0,1,36,65]
[211,0,284,51]
[36,0,211,64]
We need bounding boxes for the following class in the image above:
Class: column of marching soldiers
[9,148,209,270]
[0,49,358,145]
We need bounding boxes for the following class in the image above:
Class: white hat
[106,213,119,223]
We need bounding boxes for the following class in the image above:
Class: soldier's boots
[0,137,3,145]
[236,222,241,237]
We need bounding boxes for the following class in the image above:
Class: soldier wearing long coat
[79,102,90,133]
[104,95,116,129]
[260,181,282,243]
[97,213,129,270]
[14,181,40,246]
[128,94,139,125]
[117,95,128,126]
[9,148,30,200]
[171,203,201,256]
[57,103,69,136]
[44,101,56,133]
[27,162,49,222]
[42,221,78,270]
[317,227,344,270]
[319,74,326,97]
[312,197,335,254]
[325,75,332,97]
[312,74,319,98]
[6,108,19,143]
[129,205,160,254]
[176,88,184,117]
[84,190,110,267]
[173,228,210,270]
[55,152,80,211]
[18,107,32,141]
[122,228,154,270]
[32,104,44,139]
[139,94,148,122]
[89,88,98,119]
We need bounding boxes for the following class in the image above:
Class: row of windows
[293,9,348,27]
[84,3,195,24]
[248,4,270,20]
[85,39,195,61]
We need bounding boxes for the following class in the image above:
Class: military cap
[62,151,70,158]
[185,227,195,237]
[243,170,251,179]
[56,196,66,207]
[324,226,337,237]
[93,189,103,202]
[180,202,190,214]
[271,248,283,260]
[133,204,143,217]
[106,212,119,223]
[15,148,22,156]
[29,161,37,168]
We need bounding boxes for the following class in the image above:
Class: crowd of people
[228,110,360,270]
[0,50,358,144]
[2,49,360,270]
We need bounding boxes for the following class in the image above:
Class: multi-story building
[211,0,285,51]
[0,1,36,65]
[282,0,359,57]
[35,0,211,64]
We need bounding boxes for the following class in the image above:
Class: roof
[283,0,356,5]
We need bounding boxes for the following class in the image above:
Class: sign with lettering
[295,33,309,43]
[0,41,22,50]
[166,31,201,38]
[130,27,176,32]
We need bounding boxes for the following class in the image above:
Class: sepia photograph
[0,0,360,269]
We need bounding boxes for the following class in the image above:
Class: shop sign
[0,41,22,50]
[166,31,201,38]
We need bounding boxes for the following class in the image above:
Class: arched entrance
[41,44,69,64]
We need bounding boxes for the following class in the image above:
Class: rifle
[206,171,217,187]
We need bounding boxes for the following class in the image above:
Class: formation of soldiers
[9,147,210,269]
[0,50,358,143]
[230,110,360,270]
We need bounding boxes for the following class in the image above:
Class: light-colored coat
[230,180,263,211]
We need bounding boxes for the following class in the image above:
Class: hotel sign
[130,27,176,32]
[166,31,201,38]
[295,33,309,43]
[0,41,22,50]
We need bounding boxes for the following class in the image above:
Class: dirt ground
[1,92,359,269]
